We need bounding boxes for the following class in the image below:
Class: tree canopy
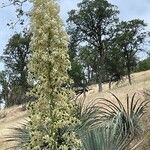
[0,31,31,106]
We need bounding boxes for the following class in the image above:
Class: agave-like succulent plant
[77,93,149,150]
[79,119,132,150]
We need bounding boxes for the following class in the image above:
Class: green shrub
[136,58,150,72]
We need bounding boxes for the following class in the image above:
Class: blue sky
[0,0,150,70]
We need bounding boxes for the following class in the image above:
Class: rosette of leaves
[76,93,149,150]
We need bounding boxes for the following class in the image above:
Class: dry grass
[0,106,28,149]
[0,70,150,150]
[87,70,150,101]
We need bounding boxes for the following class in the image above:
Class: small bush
[136,58,150,72]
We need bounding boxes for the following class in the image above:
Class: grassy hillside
[0,106,27,149]
[0,70,150,150]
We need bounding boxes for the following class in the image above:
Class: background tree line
[67,0,149,92]
[0,0,150,107]
[0,30,31,107]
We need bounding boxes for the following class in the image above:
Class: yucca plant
[96,94,145,131]
[76,93,149,150]
[79,118,132,150]
[6,93,149,150]
[74,97,101,132]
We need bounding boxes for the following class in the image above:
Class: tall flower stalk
[27,0,80,149]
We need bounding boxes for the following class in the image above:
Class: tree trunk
[98,80,102,92]
[97,34,104,92]
[87,65,90,83]
[126,56,132,85]
[97,56,105,92]
[109,80,112,90]
[127,70,132,85]
[98,68,103,92]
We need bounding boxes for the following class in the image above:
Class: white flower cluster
[28,0,80,149]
